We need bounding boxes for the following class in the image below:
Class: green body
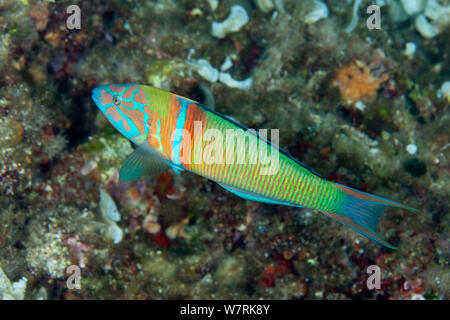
[187,111,344,213]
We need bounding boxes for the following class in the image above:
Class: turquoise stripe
[106,107,140,138]
[171,97,189,165]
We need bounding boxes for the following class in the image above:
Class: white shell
[99,188,121,222]
[211,5,249,39]
[304,0,329,25]
[415,14,441,39]
[413,0,450,39]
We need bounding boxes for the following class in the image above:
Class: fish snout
[91,86,112,112]
[91,88,100,104]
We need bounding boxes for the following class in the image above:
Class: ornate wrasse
[91,84,417,249]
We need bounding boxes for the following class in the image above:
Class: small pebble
[81,160,97,176]
[143,214,161,234]
[440,81,450,102]
[191,8,203,16]
[406,144,418,155]
[404,42,417,57]
[354,101,366,112]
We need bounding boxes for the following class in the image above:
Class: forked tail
[322,183,417,249]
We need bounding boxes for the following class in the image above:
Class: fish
[91,84,417,249]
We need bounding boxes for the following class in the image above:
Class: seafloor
[0,0,448,300]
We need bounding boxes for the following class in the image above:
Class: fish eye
[112,95,121,106]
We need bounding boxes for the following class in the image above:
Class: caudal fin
[322,183,417,249]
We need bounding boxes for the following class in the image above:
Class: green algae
[146,59,187,88]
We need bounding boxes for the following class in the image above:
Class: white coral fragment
[219,72,253,90]
[345,0,363,33]
[190,59,219,82]
[398,0,450,39]
[220,56,233,71]
[0,267,27,300]
[254,0,274,14]
[99,188,120,222]
[400,0,426,15]
[99,188,123,244]
[211,5,249,39]
[189,58,252,90]
[304,0,329,24]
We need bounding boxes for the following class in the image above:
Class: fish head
[92,84,147,140]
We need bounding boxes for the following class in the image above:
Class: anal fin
[169,163,184,175]
[219,183,305,208]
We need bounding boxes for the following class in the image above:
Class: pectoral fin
[119,147,168,182]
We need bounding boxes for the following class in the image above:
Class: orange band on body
[105,107,131,132]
